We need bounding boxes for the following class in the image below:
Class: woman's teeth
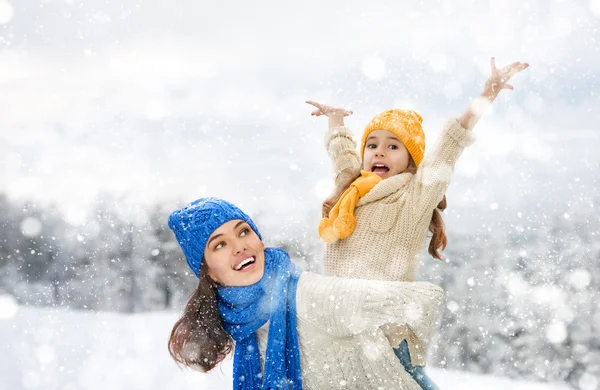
[235,257,255,271]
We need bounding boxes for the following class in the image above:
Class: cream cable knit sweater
[256,272,444,389]
[322,117,476,365]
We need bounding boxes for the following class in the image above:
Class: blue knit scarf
[217,248,303,390]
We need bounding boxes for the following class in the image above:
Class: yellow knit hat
[360,109,426,167]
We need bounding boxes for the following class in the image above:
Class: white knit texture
[322,117,475,365]
[256,273,444,389]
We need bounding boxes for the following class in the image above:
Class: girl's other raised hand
[306,100,353,118]
[459,57,530,131]
[484,57,529,98]
[306,100,353,128]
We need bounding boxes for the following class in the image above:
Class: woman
[167,197,444,389]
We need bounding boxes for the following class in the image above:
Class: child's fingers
[306,100,322,109]
[514,63,530,74]
[506,64,528,80]
[505,61,521,70]
[307,100,325,116]
[505,62,529,76]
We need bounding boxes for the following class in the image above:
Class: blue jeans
[393,340,439,390]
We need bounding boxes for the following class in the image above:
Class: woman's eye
[240,228,249,237]
[215,242,225,250]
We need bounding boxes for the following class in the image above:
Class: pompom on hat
[360,109,426,166]
[168,197,262,278]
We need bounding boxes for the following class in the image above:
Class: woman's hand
[306,100,353,128]
[483,57,529,99]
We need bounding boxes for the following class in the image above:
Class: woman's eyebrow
[207,221,247,246]
[207,233,222,247]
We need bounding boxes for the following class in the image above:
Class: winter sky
[1,0,599,227]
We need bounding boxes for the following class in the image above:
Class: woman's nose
[232,240,246,254]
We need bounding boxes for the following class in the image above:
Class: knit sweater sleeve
[410,117,476,214]
[296,273,444,340]
[324,126,362,188]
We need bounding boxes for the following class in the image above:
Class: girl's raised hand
[306,101,353,118]
[484,57,529,97]
[458,57,530,131]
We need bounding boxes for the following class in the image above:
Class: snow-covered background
[0,304,575,390]
[1,0,599,389]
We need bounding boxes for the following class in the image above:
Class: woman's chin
[232,262,265,286]
[243,271,264,286]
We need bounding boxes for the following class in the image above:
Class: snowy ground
[0,305,571,390]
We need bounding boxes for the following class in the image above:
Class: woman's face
[204,219,265,286]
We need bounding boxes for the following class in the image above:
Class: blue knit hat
[168,197,262,278]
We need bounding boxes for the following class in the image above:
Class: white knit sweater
[256,272,444,389]
[322,117,476,365]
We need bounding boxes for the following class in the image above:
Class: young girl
[307,57,529,389]
[167,197,444,389]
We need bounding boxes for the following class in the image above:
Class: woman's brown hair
[322,156,448,260]
[168,260,233,371]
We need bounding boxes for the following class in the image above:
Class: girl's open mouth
[372,164,390,174]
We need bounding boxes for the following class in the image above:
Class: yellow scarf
[319,170,382,243]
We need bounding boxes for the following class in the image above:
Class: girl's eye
[389,144,398,150]
[367,144,377,149]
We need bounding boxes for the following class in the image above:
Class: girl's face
[362,130,411,179]
[204,219,265,287]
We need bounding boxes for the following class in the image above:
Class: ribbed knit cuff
[445,117,476,147]
[324,125,356,150]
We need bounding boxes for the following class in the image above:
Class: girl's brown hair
[168,260,233,371]
[322,156,448,260]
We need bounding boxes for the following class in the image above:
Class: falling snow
[0,1,13,24]
[1,0,599,389]
[361,55,386,81]
[20,217,42,237]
